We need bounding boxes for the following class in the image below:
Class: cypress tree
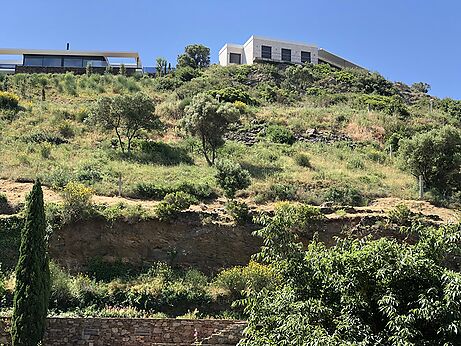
[11,180,51,346]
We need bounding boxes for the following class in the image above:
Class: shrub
[293,153,312,168]
[138,140,193,165]
[0,193,8,207]
[265,124,295,145]
[215,160,251,199]
[75,163,103,185]
[134,182,213,201]
[256,183,297,203]
[61,182,94,222]
[388,203,414,226]
[225,200,251,225]
[324,185,365,206]
[208,87,256,105]
[155,192,197,221]
[0,91,19,109]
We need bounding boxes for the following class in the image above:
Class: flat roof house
[0,48,142,75]
[219,36,362,69]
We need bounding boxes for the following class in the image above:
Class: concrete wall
[219,44,246,66]
[251,36,318,64]
[0,317,246,346]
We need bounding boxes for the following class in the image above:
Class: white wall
[251,37,318,64]
[219,44,245,66]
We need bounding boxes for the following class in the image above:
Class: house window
[281,48,291,62]
[301,51,311,63]
[63,57,83,68]
[42,56,62,67]
[261,45,272,59]
[229,53,241,64]
[24,55,43,66]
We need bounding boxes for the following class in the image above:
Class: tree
[156,57,167,77]
[399,126,461,196]
[119,63,126,76]
[182,93,239,165]
[37,76,48,101]
[92,93,162,156]
[215,160,251,198]
[411,82,431,94]
[240,203,461,345]
[11,180,51,346]
[177,44,210,69]
[86,62,93,76]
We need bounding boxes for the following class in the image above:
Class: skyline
[2,0,460,99]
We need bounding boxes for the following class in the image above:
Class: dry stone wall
[0,317,246,345]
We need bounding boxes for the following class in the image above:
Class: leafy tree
[411,82,431,94]
[215,160,251,198]
[119,63,126,76]
[399,126,461,196]
[92,93,162,156]
[155,57,167,77]
[86,62,93,76]
[11,181,51,346]
[177,44,210,69]
[182,93,239,165]
[37,76,48,101]
[240,203,461,345]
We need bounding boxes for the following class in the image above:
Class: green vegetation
[241,204,461,345]
[11,181,50,346]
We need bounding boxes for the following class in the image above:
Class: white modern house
[219,36,361,69]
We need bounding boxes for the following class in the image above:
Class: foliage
[182,93,239,165]
[208,87,256,105]
[265,124,295,144]
[134,181,214,201]
[241,205,461,345]
[0,91,19,109]
[92,93,162,156]
[215,160,251,198]
[411,82,431,94]
[61,182,94,222]
[155,192,197,221]
[177,44,210,69]
[11,181,51,346]
[399,126,461,196]
[293,153,312,168]
[225,200,251,225]
[437,98,461,120]
[324,185,366,206]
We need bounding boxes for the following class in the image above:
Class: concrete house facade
[219,36,361,69]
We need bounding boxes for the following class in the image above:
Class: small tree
[86,62,93,76]
[156,57,167,77]
[119,63,126,76]
[182,93,239,165]
[411,82,431,94]
[37,76,48,101]
[11,180,51,346]
[215,160,251,199]
[177,44,210,69]
[92,93,162,156]
[399,126,461,197]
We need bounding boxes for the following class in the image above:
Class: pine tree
[11,180,51,346]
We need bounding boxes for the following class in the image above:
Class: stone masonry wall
[0,317,246,346]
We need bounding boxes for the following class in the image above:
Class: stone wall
[0,317,246,345]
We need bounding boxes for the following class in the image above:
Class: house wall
[219,44,246,66]
[251,36,318,64]
[0,317,246,345]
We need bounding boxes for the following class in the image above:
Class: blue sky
[3,0,460,99]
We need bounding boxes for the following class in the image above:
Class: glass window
[43,56,62,67]
[24,56,43,66]
[63,58,83,68]
[229,53,241,64]
[261,45,272,59]
[83,59,107,68]
[281,48,291,62]
[301,51,311,63]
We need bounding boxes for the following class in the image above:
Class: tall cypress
[11,180,51,346]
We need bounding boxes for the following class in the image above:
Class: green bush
[155,192,197,221]
[324,185,365,206]
[265,124,295,145]
[134,181,214,201]
[215,160,251,198]
[61,182,94,222]
[208,87,256,105]
[293,153,312,168]
[225,200,251,225]
[0,193,8,208]
[138,140,193,165]
[0,91,19,109]
[256,183,297,203]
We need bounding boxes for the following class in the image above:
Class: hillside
[1,62,461,324]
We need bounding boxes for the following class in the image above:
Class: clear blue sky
[3,0,460,99]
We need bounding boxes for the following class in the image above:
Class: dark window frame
[281,48,292,62]
[301,51,311,64]
[261,45,272,59]
[229,53,241,64]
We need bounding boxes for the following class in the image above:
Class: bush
[265,124,295,144]
[0,193,8,208]
[293,153,312,168]
[155,192,197,221]
[61,182,94,222]
[138,140,193,165]
[225,200,251,225]
[324,185,365,206]
[134,181,214,201]
[0,91,19,109]
[215,160,251,198]
[208,87,256,105]
[256,183,297,203]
